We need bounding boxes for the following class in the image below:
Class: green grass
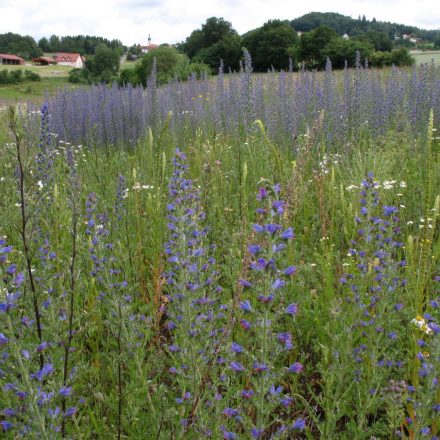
[0,63,72,77]
[120,61,137,70]
[410,50,440,65]
[0,77,73,104]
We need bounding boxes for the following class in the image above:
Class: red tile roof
[141,44,159,51]
[54,53,81,63]
[0,53,25,61]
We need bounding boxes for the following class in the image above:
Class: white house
[53,53,84,68]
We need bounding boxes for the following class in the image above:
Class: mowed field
[0,63,72,77]
[0,64,74,104]
[410,50,440,65]
[0,62,137,104]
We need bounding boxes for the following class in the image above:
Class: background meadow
[0,56,439,439]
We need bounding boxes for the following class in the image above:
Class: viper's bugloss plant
[162,148,228,435]
[398,275,440,439]
[0,239,77,438]
[338,173,410,432]
[84,179,152,438]
[221,183,305,439]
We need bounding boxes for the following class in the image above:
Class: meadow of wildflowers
[0,54,439,439]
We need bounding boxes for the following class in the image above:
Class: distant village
[0,35,160,69]
[0,52,86,68]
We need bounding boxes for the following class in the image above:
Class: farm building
[32,56,57,65]
[0,53,25,65]
[53,53,84,68]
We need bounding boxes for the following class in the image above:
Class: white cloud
[0,0,438,46]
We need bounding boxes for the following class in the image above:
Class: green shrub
[176,60,211,80]
[10,69,23,82]
[370,48,415,67]
[24,70,41,81]
[134,46,188,86]
[119,68,139,86]
[370,51,393,67]
[0,69,12,84]
[68,68,87,84]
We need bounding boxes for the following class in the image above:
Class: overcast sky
[1,0,439,46]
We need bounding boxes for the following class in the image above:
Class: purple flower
[59,386,72,397]
[257,187,268,201]
[65,407,77,417]
[292,418,306,431]
[271,278,285,290]
[12,272,25,287]
[284,266,296,276]
[37,341,49,352]
[239,279,252,288]
[285,303,298,316]
[252,362,269,373]
[251,428,264,438]
[272,243,286,253]
[223,407,240,418]
[239,300,252,312]
[34,363,54,381]
[240,319,252,330]
[230,361,245,372]
[0,245,13,255]
[288,362,303,373]
[281,396,293,407]
[0,421,13,431]
[428,322,440,334]
[0,333,8,346]
[265,224,279,234]
[248,244,262,255]
[388,332,397,340]
[6,264,16,274]
[272,200,285,214]
[257,294,274,303]
[269,385,283,395]
[241,389,254,398]
[280,228,294,239]
[253,224,265,233]
[383,206,398,217]
[231,342,244,353]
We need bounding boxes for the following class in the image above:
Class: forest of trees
[178,16,419,73]
[0,33,125,60]
[37,35,125,56]
[290,12,440,45]
[0,33,42,60]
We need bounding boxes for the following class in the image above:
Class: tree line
[0,32,125,60]
[176,17,417,73]
[37,35,125,56]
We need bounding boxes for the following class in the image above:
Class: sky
[0,0,439,46]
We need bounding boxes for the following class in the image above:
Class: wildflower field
[0,55,439,439]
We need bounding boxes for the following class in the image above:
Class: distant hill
[290,12,439,43]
